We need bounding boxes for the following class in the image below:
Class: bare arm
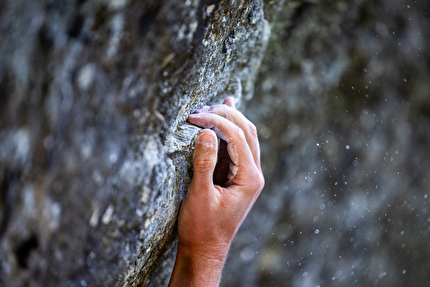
[169,97,264,287]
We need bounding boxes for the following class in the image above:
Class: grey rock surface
[0,0,269,286]
[2,0,430,286]
[222,0,430,286]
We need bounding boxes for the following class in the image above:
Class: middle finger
[195,104,261,171]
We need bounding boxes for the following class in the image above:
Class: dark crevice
[39,25,54,58]
[139,3,162,36]
[93,5,110,31]
[0,69,15,124]
[67,11,90,44]
[0,169,8,237]
[0,169,20,238]
[247,3,259,24]
[194,0,212,45]
[15,234,39,269]
[68,15,84,39]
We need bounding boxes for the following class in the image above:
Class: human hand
[169,97,264,286]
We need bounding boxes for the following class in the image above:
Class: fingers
[188,113,256,186]
[190,129,218,190]
[223,96,236,109]
[194,103,261,172]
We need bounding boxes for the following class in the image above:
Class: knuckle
[193,157,215,172]
[255,172,265,191]
[248,123,258,139]
[220,104,232,120]
[259,173,265,190]
[235,126,246,140]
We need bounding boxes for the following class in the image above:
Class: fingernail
[200,106,210,112]
[197,131,214,147]
[188,113,201,119]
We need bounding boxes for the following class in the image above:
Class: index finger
[188,113,258,187]
[194,104,261,172]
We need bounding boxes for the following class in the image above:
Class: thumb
[223,96,236,109]
[191,129,218,189]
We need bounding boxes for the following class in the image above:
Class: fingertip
[223,97,236,109]
[197,129,217,147]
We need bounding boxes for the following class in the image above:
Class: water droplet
[378,272,386,278]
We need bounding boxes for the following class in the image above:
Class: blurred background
[223,1,430,286]
[1,0,429,286]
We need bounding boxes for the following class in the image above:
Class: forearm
[169,243,229,287]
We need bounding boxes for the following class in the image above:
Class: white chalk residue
[228,163,239,180]
[206,4,215,15]
[213,126,227,143]
[77,64,95,91]
[227,143,239,180]
[227,143,239,165]
[109,0,128,9]
[13,128,31,165]
[102,204,114,225]
[143,136,161,170]
[89,204,100,227]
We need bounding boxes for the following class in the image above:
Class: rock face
[2,0,430,286]
[222,0,430,286]
[0,0,269,286]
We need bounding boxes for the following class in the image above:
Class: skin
[169,97,264,287]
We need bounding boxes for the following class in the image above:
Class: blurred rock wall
[223,0,430,286]
[2,0,429,286]
[0,0,269,286]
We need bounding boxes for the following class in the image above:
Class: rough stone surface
[3,0,430,286]
[222,0,430,286]
[0,0,269,286]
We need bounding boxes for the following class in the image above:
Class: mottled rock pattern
[0,0,269,286]
[222,0,430,286]
[3,0,429,286]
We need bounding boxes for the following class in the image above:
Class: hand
[169,97,264,287]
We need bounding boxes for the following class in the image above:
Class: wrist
[169,242,230,287]
[177,241,230,262]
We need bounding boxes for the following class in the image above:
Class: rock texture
[0,0,269,286]
[222,0,430,286]
[2,0,430,286]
